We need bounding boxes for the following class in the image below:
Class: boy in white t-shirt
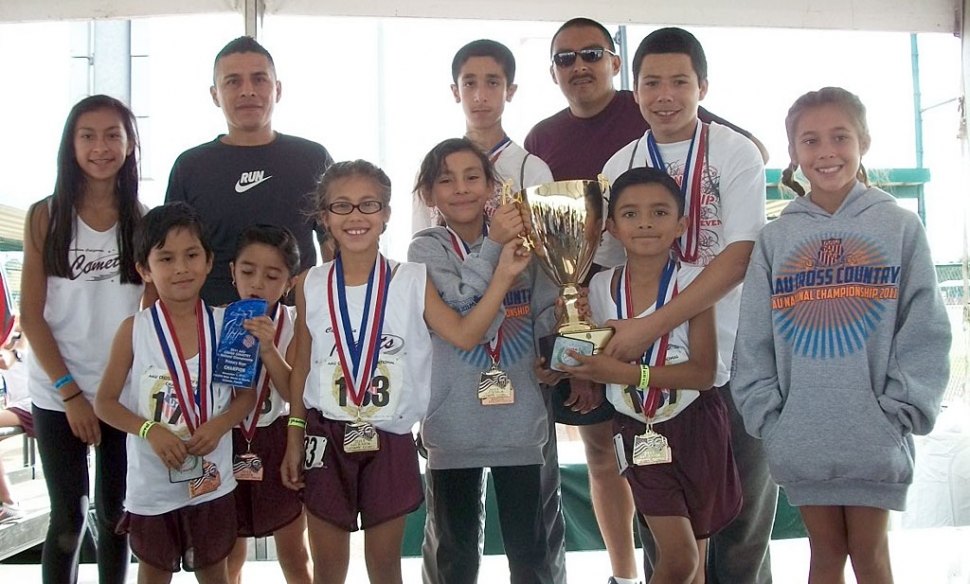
[595,27,771,584]
[411,39,554,234]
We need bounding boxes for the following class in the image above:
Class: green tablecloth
[402,464,805,557]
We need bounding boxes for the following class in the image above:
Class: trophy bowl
[512,177,615,371]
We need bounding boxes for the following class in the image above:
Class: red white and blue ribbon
[616,259,678,418]
[446,225,504,366]
[488,136,512,165]
[238,302,285,441]
[327,253,391,407]
[644,122,708,263]
[151,299,217,434]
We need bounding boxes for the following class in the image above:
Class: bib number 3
[303,435,328,470]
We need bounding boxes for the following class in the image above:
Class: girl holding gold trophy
[409,138,558,584]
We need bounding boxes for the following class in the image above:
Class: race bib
[318,353,403,422]
[303,435,328,470]
[139,366,193,440]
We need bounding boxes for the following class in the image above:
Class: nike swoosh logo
[235,175,273,193]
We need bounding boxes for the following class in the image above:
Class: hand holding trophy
[503,176,615,372]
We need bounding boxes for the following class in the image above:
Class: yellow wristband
[638,364,651,389]
[139,420,157,439]
[287,417,307,429]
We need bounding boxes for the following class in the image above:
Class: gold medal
[632,428,672,466]
[343,420,380,453]
[188,459,221,498]
[478,363,514,405]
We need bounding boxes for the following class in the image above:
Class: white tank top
[302,260,432,435]
[124,305,236,516]
[27,217,144,411]
[589,266,728,425]
[253,304,295,428]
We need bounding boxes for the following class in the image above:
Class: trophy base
[539,328,615,373]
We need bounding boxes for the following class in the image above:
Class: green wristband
[139,420,157,439]
[638,364,651,389]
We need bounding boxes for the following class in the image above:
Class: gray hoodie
[408,227,558,469]
[732,182,951,511]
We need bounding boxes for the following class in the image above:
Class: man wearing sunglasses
[525,17,768,584]
[165,36,334,307]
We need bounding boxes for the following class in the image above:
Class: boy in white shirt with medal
[96,203,256,583]
[562,167,741,584]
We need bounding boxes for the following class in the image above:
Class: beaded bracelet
[139,420,157,439]
[637,364,651,390]
[54,374,74,390]
[287,417,307,429]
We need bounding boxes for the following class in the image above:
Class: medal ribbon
[488,136,512,165]
[327,253,391,408]
[446,225,504,366]
[238,303,285,442]
[616,259,679,419]
[644,122,708,263]
[150,299,216,434]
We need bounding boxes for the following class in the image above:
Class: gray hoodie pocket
[764,386,911,486]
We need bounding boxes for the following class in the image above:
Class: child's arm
[424,240,530,351]
[20,201,101,446]
[282,273,312,491]
[605,242,752,362]
[878,219,952,436]
[560,306,718,391]
[186,386,256,457]
[243,316,292,402]
[407,203,523,342]
[730,245,784,439]
[94,317,189,470]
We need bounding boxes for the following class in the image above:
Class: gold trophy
[504,176,615,371]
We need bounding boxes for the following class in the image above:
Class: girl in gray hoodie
[409,138,558,584]
[732,87,951,584]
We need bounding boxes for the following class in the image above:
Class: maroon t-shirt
[524,90,750,181]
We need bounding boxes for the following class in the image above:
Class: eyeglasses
[551,48,616,68]
[326,200,385,215]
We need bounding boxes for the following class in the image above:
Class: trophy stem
[558,283,591,333]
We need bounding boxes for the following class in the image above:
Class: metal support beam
[244,0,262,39]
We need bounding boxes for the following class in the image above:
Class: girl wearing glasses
[280,159,531,584]
[408,138,558,584]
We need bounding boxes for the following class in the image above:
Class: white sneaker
[0,502,25,523]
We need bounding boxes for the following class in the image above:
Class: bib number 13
[303,435,327,470]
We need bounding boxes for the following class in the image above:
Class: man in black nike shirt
[165,36,334,305]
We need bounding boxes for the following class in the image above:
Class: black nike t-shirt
[165,133,334,305]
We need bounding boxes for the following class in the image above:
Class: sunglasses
[551,48,616,68]
[327,200,385,215]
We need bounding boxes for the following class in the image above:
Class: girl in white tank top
[19,95,147,584]
[225,225,311,584]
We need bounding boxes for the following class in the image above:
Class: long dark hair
[37,95,142,284]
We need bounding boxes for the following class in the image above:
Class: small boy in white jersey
[96,202,256,584]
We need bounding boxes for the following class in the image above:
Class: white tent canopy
[0,0,960,33]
